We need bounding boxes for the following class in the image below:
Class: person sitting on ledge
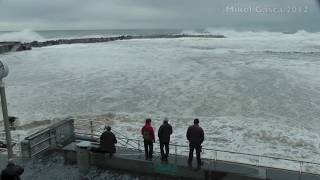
[8,116,18,130]
[0,141,7,149]
[1,159,24,180]
[91,126,117,156]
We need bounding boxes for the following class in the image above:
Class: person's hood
[144,122,152,127]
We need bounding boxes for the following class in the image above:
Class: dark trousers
[188,144,201,165]
[160,141,169,159]
[144,140,153,159]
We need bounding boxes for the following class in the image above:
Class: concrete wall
[0,45,10,54]
[63,144,264,180]
[0,42,20,54]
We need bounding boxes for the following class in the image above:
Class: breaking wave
[181,28,320,38]
[179,28,320,54]
[0,29,44,42]
[1,28,319,55]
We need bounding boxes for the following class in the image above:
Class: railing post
[175,144,177,156]
[17,134,21,155]
[215,151,218,161]
[126,139,129,148]
[90,121,93,140]
[299,161,303,180]
[256,156,260,167]
[28,141,31,158]
[49,131,52,146]
[76,141,91,177]
[174,144,178,164]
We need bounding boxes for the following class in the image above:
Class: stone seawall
[1,34,225,54]
[24,34,225,48]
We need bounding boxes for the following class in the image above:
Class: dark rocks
[16,44,31,51]
[2,34,226,54]
[24,34,226,49]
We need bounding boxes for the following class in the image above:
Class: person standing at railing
[91,126,117,157]
[1,159,24,180]
[158,118,172,162]
[186,118,204,168]
[141,118,155,160]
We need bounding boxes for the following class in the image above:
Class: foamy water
[1,30,320,168]
[0,29,45,42]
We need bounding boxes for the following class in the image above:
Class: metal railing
[21,118,74,158]
[74,119,320,176]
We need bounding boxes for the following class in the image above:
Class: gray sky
[0,0,319,31]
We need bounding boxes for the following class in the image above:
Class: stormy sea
[1,29,320,173]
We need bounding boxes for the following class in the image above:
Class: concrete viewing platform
[13,118,320,180]
[63,141,265,180]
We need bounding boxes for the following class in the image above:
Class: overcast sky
[0,0,319,31]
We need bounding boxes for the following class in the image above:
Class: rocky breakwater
[0,42,31,54]
[24,34,226,48]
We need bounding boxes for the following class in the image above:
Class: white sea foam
[0,29,44,42]
[179,29,320,53]
[180,29,207,35]
[2,35,320,170]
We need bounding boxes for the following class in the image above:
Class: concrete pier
[1,34,225,54]
[0,42,31,54]
[24,34,226,48]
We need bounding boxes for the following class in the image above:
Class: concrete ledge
[63,142,264,180]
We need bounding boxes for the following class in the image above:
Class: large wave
[1,29,320,54]
[1,28,320,43]
[0,29,44,43]
[181,28,320,38]
[179,28,320,54]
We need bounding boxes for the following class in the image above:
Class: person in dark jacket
[186,119,204,168]
[141,118,155,160]
[91,126,117,156]
[158,118,172,161]
[1,159,24,180]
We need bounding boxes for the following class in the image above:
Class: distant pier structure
[1,34,225,55]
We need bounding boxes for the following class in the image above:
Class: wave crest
[0,29,44,43]
[180,28,320,38]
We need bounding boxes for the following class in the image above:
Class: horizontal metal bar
[26,119,73,140]
[30,136,55,148]
[25,131,50,141]
[75,132,99,137]
[30,146,50,157]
